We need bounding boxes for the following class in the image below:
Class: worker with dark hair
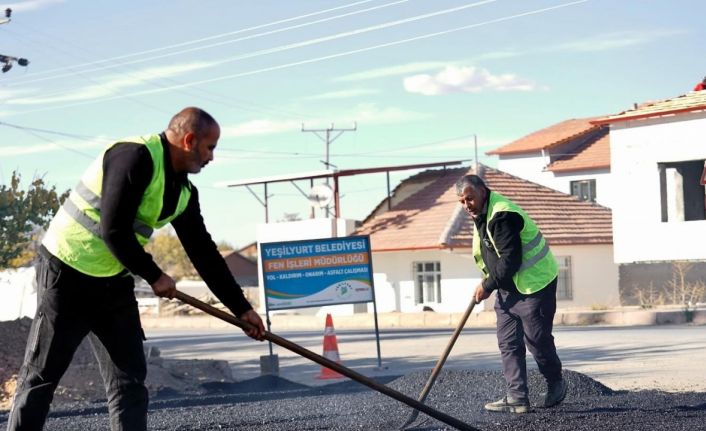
[8,107,265,431]
[456,174,566,414]
[694,76,706,91]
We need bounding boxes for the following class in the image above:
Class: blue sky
[1,0,704,247]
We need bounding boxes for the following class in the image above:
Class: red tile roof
[354,168,463,251]
[354,165,613,252]
[593,91,706,124]
[487,118,602,155]
[546,131,610,173]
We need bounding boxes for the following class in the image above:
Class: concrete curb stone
[140,308,706,330]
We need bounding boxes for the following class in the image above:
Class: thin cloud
[0,143,57,157]
[417,137,499,154]
[474,50,523,60]
[222,119,302,137]
[222,103,429,138]
[331,51,523,84]
[334,27,676,86]
[0,86,38,100]
[0,138,103,157]
[302,88,379,101]
[3,0,64,12]
[404,65,537,95]
[551,30,683,53]
[372,135,502,157]
[350,103,430,124]
[6,62,214,105]
[333,61,451,82]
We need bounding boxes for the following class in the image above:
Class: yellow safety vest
[42,134,192,277]
[472,191,558,294]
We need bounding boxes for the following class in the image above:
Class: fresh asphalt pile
[1,369,704,430]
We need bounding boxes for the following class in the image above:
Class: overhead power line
[4,127,96,159]
[3,18,311,120]
[6,0,395,84]
[1,117,483,162]
[4,2,415,119]
[0,120,114,141]
[4,0,589,117]
[9,0,486,89]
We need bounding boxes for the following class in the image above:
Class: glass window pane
[413,261,442,304]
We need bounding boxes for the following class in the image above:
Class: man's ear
[183,132,196,151]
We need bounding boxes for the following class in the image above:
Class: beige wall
[552,244,619,308]
[371,249,484,313]
[371,244,620,313]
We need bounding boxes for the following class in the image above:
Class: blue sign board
[260,236,374,311]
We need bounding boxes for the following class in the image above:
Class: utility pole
[301,122,357,218]
[301,122,357,172]
[1,9,31,74]
[473,134,478,174]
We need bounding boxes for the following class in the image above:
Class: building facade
[594,91,706,305]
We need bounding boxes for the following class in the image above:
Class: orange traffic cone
[317,313,344,379]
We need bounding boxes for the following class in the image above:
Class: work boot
[484,396,531,413]
[542,379,568,408]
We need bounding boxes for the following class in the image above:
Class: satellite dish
[307,184,334,208]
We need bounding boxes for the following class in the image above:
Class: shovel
[400,298,477,429]
[174,291,480,431]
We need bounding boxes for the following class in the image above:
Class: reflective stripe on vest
[71,181,154,238]
[518,231,551,271]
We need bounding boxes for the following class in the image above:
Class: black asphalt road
[2,369,704,430]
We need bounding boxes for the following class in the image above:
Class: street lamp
[0,8,10,25]
[0,9,31,73]
[0,55,30,73]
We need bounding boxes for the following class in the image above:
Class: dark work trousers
[494,278,562,401]
[7,249,148,431]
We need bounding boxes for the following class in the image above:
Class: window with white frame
[658,160,706,222]
[555,256,573,300]
[413,261,441,304]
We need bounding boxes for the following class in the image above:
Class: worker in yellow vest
[456,174,566,414]
[8,107,265,431]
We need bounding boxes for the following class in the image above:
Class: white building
[487,117,614,208]
[593,91,706,299]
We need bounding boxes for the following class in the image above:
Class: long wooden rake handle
[400,299,477,429]
[174,291,480,431]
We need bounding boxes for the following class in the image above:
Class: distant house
[593,91,706,302]
[487,117,613,208]
[237,241,258,263]
[354,165,619,312]
[223,250,259,287]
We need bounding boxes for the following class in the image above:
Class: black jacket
[100,133,251,315]
[473,190,525,294]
